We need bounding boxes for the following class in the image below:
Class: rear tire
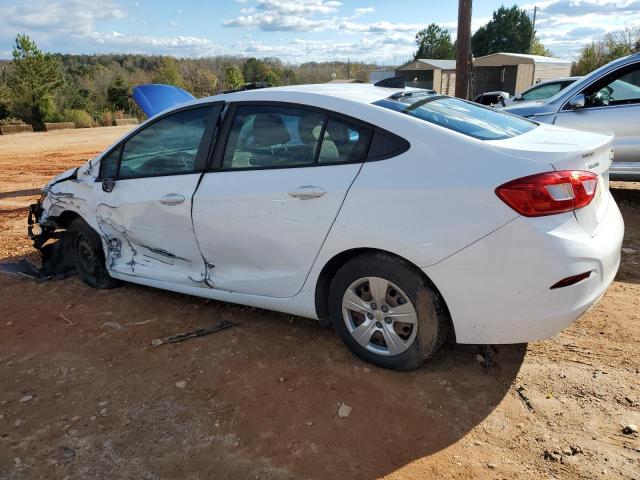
[329,252,448,371]
[69,217,118,289]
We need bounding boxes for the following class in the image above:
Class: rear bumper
[424,195,624,344]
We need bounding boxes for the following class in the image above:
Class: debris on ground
[622,424,638,435]
[543,449,563,462]
[18,395,33,403]
[151,320,236,347]
[337,404,352,418]
[516,385,534,411]
[0,237,75,281]
[175,381,187,389]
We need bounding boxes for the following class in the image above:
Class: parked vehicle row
[473,53,639,180]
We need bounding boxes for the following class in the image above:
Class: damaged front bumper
[28,197,55,250]
[26,196,76,277]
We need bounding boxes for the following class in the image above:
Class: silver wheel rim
[341,277,417,356]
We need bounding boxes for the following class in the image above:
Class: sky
[0,0,639,63]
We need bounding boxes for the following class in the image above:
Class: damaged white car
[29,82,624,370]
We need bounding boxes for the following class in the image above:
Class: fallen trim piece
[150,320,236,347]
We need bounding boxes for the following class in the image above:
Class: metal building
[472,53,572,96]
[395,59,457,95]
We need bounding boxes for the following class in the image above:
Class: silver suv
[501,53,640,180]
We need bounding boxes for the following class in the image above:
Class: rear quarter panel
[311,109,555,272]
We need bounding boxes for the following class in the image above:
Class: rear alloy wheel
[329,252,448,370]
[69,218,118,289]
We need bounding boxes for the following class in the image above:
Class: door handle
[159,193,185,206]
[288,185,326,200]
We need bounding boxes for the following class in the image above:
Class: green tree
[107,74,130,111]
[573,27,640,75]
[281,67,296,85]
[529,37,552,56]
[223,64,244,90]
[0,84,14,120]
[414,24,455,60]
[242,57,283,85]
[185,69,218,97]
[9,34,63,126]
[153,57,184,87]
[471,6,533,57]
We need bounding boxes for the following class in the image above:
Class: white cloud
[353,7,374,17]
[521,0,640,57]
[1,0,639,63]
[91,31,220,57]
[3,0,125,37]
[223,0,341,31]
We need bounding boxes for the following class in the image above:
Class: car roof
[190,83,412,107]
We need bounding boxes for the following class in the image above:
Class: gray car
[501,53,640,180]
[504,77,581,105]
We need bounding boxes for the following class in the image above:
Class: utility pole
[530,6,538,47]
[455,0,473,99]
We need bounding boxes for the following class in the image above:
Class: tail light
[495,170,598,217]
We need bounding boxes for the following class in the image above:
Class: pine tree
[223,65,244,90]
[10,34,63,126]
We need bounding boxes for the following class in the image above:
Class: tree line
[413,5,552,62]
[0,35,375,129]
[1,3,639,129]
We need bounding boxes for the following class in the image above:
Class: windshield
[374,95,536,140]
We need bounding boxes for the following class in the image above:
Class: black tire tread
[69,217,119,289]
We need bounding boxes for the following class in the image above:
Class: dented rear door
[93,103,222,287]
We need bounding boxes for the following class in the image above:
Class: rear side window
[367,130,410,161]
[374,95,536,140]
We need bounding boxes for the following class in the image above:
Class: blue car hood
[132,84,195,118]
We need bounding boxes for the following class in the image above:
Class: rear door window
[221,105,372,170]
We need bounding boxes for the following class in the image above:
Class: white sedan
[30,83,624,370]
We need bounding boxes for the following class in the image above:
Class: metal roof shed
[395,59,457,95]
[472,52,572,96]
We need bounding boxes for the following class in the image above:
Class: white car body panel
[425,198,623,344]
[93,174,207,286]
[192,163,363,298]
[36,83,624,345]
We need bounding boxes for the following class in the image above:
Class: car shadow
[610,185,640,285]
[207,309,526,480]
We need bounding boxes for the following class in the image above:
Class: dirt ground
[0,127,638,480]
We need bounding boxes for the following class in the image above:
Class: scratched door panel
[93,174,209,287]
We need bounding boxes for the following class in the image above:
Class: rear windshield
[373,95,536,140]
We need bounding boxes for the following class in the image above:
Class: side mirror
[102,178,115,193]
[569,94,586,109]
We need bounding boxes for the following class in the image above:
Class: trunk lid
[487,123,614,236]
